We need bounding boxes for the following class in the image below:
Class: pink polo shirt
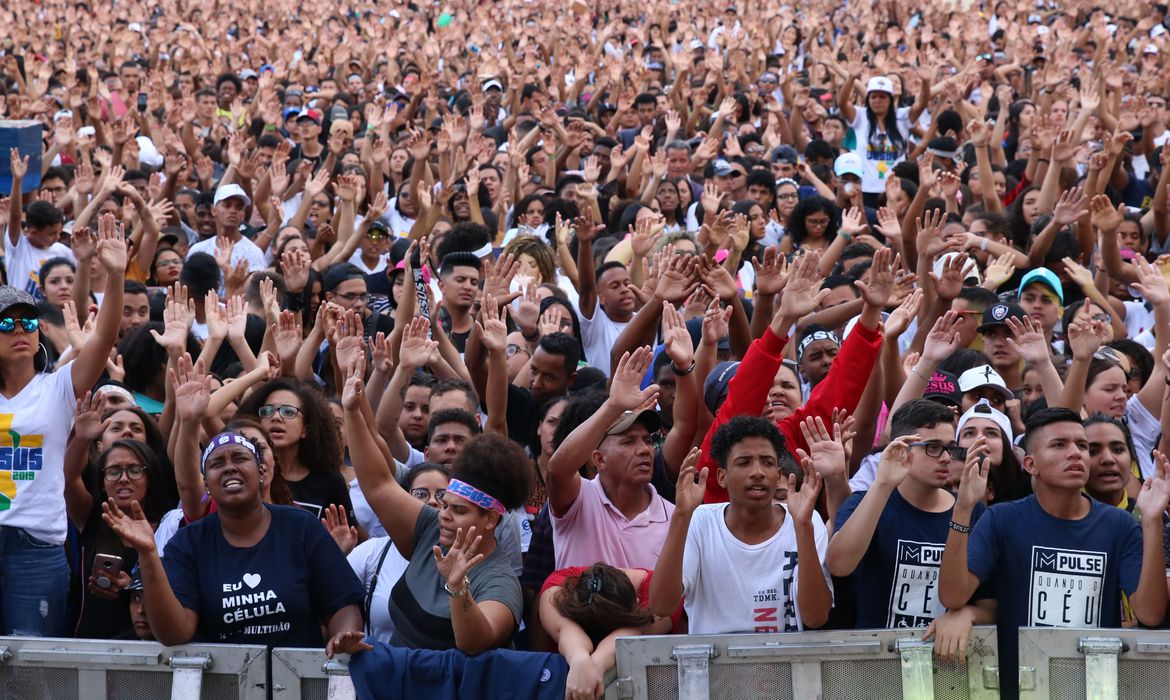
[551,477,674,570]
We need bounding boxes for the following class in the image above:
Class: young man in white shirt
[185,184,267,274]
[651,416,833,634]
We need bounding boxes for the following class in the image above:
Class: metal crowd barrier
[608,626,1001,700]
[271,647,357,699]
[1018,627,1170,699]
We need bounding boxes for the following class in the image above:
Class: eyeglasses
[0,317,39,334]
[103,464,147,481]
[336,291,370,303]
[777,192,798,200]
[805,218,831,229]
[505,343,529,358]
[410,487,446,502]
[908,442,967,459]
[258,404,302,420]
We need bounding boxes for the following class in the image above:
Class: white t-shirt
[0,363,77,543]
[348,249,388,275]
[848,107,913,193]
[186,233,267,293]
[4,234,76,300]
[1126,395,1159,479]
[347,536,410,644]
[577,301,628,377]
[682,502,832,635]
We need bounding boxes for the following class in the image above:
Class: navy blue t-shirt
[162,504,364,647]
[967,495,1142,698]
[836,488,985,629]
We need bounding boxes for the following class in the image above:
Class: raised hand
[752,246,789,297]
[673,447,708,515]
[982,252,1016,290]
[884,288,924,340]
[701,296,733,346]
[786,459,823,524]
[1137,451,1170,523]
[96,214,129,276]
[477,294,509,353]
[322,504,358,555]
[226,294,249,342]
[150,285,195,353]
[875,434,920,489]
[776,251,830,322]
[333,309,366,372]
[1089,194,1125,234]
[432,525,486,589]
[399,317,439,371]
[482,253,520,305]
[1066,317,1107,360]
[929,252,973,303]
[1052,186,1087,226]
[796,416,847,483]
[273,311,303,365]
[101,500,157,554]
[170,353,211,421]
[325,630,374,659]
[955,436,990,511]
[922,311,964,364]
[856,247,898,308]
[1004,316,1051,365]
[1133,256,1170,308]
[608,346,660,412]
[661,301,694,369]
[73,391,110,442]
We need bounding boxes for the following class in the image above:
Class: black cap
[703,361,740,414]
[977,302,1027,334]
[322,263,366,292]
[922,369,962,407]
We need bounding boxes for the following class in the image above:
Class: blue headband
[200,433,259,474]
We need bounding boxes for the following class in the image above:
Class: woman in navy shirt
[103,430,366,654]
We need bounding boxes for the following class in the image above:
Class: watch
[444,576,471,598]
[671,359,697,376]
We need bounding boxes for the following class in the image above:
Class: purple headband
[200,433,259,474]
[446,479,506,515]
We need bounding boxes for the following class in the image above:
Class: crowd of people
[2,0,1170,696]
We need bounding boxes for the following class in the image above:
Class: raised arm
[375,316,438,463]
[826,437,914,576]
[7,149,27,246]
[73,214,127,396]
[170,354,213,522]
[341,353,424,559]
[649,448,704,618]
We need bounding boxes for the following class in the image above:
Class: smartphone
[137,93,148,113]
[93,553,123,589]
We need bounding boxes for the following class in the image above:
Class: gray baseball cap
[0,287,39,318]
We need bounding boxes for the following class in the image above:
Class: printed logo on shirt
[1028,546,1106,627]
[220,572,290,638]
[752,550,799,632]
[887,540,945,628]
[0,414,45,512]
[293,500,323,519]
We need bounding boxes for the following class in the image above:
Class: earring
[35,343,48,371]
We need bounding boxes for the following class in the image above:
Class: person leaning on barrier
[102,428,367,655]
[650,417,833,634]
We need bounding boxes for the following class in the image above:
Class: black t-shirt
[285,469,353,520]
[162,504,364,646]
[71,505,140,639]
[505,385,541,454]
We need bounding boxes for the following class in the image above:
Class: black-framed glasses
[908,442,967,459]
[103,464,147,481]
[0,317,39,334]
[336,291,370,303]
[258,404,302,420]
[411,487,446,502]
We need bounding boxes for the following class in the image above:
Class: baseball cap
[923,369,962,407]
[977,302,1027,334]
[605,408,662,436]
[866,76,895,95]
[482,79,503,92]
[957,399,1014,444]
[771,145,799,165]
[703,361,740,414]
[213,184,251,207]
[834,152,864,179]
[1144,44,1160,55]
[932,252,981,286]
[1017,267,1064,304]
[711,159,734,177]
[296,108,323,124]
[322,263,366,292]
[0,287,39,319]
[957,365,1014,402]
[690,39,706,51]
[239,69,259,80]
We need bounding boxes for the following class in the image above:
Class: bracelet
[911,364,932,381]
[980,238,988,252]
[671,359,697,376]
[1037,158,1050,163]
[948,521,972,535]
[444,576,471,598]
[521,328,539,342]
[840,231,852,242]
[263,124,277,132]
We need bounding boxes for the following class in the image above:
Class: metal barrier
[1018,627,1170,700]
[608,626,1000,700]
[271,648,356,700]
[0,636,267,700]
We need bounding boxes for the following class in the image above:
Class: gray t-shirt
[388,505,523,649]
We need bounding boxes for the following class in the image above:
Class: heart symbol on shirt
[243,573,261,589]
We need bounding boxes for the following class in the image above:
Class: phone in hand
[137,93,148,113]
[93,553,123,589]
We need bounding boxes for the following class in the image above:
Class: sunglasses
[0,317,39,334]
[258,404,302,420]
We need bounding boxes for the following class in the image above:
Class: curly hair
[552,563,655,645]
[503,235,557,285]
[710,416,786,469]
[237,378,342,473]
[451,433,532,510]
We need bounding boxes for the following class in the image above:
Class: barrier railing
[271,647,356,700]
[608,626,1000,700]
[1018,627,1170,700]
[0,636,267,700]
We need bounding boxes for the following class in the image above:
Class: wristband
[840,231,852,242]
[444,576,471,598]
[981,238,988,252]
[911,364,932,381]
[948,521,972,534]
[263,124,277,132]
[671,359,697,376]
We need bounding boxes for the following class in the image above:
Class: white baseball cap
[834,152,864,178]
[957,399,1014,444]
[957,365,1014,402]
[932,252,982,286]
[866,76,895,95]
[213,183,251,207]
